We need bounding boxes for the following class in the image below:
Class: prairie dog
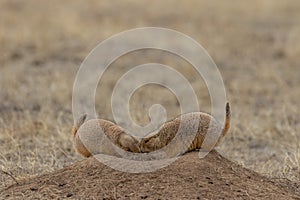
[140,103,231,154]
[72,115,140,157]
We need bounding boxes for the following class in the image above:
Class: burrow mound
[1,151,299,199]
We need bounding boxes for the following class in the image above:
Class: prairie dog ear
[141,137,159,147]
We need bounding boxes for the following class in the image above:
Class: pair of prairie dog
[72,103,230,158]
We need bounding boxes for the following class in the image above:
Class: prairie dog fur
[140,103,231,154]
[72,115,140,157]
[72,103,230,157]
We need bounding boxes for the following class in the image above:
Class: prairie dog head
[140,136,161,153]
[119,133,141,153]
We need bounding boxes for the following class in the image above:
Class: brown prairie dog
[140,103,231,155]
[72,115,140,157]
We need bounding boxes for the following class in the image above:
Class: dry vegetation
[0,0,300,194]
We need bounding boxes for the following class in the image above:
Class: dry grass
[1,0,300,191]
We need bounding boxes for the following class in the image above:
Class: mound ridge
[1,150,299,199]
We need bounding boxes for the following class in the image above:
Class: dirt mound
[1,151,299,199]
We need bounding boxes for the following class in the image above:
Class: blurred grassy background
[0,0,299,189]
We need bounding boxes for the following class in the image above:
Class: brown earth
[1,150,299,199]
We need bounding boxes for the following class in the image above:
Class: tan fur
[72,115,140,157]
[140,103,231,154]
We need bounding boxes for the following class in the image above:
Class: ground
[1,151,300,199]
[0,0,299,199]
